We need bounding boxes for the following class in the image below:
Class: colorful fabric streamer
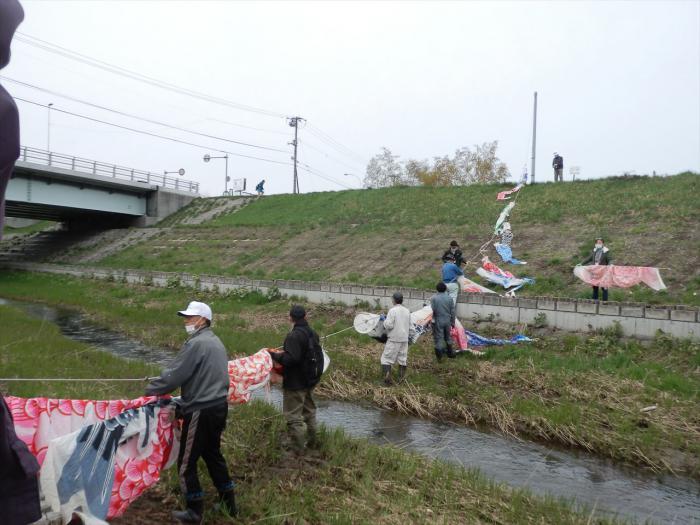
[496,183,524,201]
[465,330,532,347]
[494,243,526,265]
[573,265,667,291]
[227,349,274,404]
[458,275,498,294]
[7,395,178,524]
[476,267,534,293]
[494,202,515,234]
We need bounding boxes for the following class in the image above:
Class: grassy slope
[2,220,56,236]
[2,271,697,479]
[0,303,610,525]
[97,173,700,305]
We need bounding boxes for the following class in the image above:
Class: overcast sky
[4,0,699,196]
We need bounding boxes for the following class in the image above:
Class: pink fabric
[573,265,667,291]
[6,395,177,519]
[482,258,514,279]
[497,183,523,201]
[227,349,274,404]
[450,319,469,351]
[458,275,497,294]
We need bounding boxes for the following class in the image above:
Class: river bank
[0,301,620,524]
[0,270,698,481]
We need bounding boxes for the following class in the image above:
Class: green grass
[2,220,56,235]
[0,302,610,524]
[93,172,700,306]
[2,271,698,480]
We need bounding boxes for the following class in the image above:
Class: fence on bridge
[18,146,199,194]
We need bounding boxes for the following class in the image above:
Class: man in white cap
[145,301,236,523]
[552,152,564,182]
[380,292,411,385]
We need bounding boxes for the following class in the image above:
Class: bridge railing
[18,146,199,194]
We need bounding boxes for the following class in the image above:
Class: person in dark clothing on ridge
[268,305,321,454]
[146,301,237,523]
[441,240,465,266]
[430,282,456,362]
[579,237,612,301]
[552,152,564,182]
[255,179,265,196]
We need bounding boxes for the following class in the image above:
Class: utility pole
[47,102,54,151]
[287,116,305,194]
[530,91,537,184]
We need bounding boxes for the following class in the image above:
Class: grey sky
[4,0,699,196]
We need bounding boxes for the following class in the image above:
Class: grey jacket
[384,304,411,343]
[146,327,229,414]
[431,292,455,327]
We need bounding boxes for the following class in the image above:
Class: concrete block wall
[4,262,698,341]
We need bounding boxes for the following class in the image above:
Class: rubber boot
[218,489,238,517]
[446,345,456,359]
[434,348,443,363]
[398,365,407,383]
[307,428,320,450]
[382,364,392,385]
[172,499,204,524]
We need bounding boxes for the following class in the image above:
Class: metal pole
[293,119,299,194]
[530,91,537,184]
[224,155,229,194]
[47,103,53,151]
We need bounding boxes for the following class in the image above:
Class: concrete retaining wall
[4,263,698,340]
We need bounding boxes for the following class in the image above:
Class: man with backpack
[268,305,323,454]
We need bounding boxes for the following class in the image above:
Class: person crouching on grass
[145,301,237,523]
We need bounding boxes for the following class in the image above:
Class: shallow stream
[2,297,699,524]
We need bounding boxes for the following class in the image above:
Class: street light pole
[203,153,230,195]
[47,102,54,151]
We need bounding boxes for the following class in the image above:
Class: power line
[3,76,290,154]
[15,97,293,166]
[298,139,364,173]
[299,162,353,190]
[206,117,290,136]
[306,123,366,163]
[14,32,287,119]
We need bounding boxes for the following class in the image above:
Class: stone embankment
[4,262,698,340]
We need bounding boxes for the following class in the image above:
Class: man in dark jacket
[441,240,465,266]
[269,305,320,453]
[579,237,612,301]
[146,301,236,523]
[430,282,456,362]
[1,392,41,525]
[552,152,564,182]
[0,0,24,240]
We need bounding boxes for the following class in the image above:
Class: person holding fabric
[268,305,321,454]
[552,152,564,182]
[441,253,464,305]
[380,292,411,385]
[579,237,612,301]
[0,0,24,240]
[431,282,456,362]
[441,240,465,266]
[145,301,237,523]
[1,392,42,525]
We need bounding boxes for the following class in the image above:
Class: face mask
[185,323,198,335]
[595,244,603,250]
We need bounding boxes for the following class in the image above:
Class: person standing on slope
[579,237,612,301]
[380,292,411,385]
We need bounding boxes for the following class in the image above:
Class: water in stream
[2,298,699,524]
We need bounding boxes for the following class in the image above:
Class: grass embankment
[0,304,610,524]
[90,172,700,305]
[2,220,55,236]
[1,271,698,481]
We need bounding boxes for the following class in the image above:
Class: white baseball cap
[177,301,212,321]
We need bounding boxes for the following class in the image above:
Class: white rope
[0,377,151,382]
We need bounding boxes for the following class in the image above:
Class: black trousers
[592,286,608,301]
[432,321,454,356]
[178,401,233,502]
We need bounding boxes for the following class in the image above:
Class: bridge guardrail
[18,146,199,194]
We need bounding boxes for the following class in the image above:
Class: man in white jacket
[380,292,411,385]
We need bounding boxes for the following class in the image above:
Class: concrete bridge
[5,146,199,228]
